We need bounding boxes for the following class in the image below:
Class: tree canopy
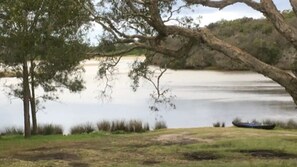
[0,0,91,137]
[82,0,297,108]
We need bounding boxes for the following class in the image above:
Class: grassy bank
[1,127,297,167]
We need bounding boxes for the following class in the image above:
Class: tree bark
[30,60,37,135]
[23,60,31,138]
[260,0,297,48]
[290,0,297,16]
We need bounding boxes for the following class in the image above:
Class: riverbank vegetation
[1,127,297,166]
[0,120,167,136]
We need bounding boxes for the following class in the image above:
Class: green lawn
[1,127,297,167]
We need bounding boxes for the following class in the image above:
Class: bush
[70,123,95,134]
[37,124,63,135]
[154,121,167,130]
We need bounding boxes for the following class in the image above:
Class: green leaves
[0,0,91,103]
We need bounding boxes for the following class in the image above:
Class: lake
[0,57,296,133]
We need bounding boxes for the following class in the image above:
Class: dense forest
[151,11,297,70]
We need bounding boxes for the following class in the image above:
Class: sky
[87,0,292,45]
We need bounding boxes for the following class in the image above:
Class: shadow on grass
[142,159,161,165]
[68,162,90,167]
[238,150,297,159]
[183,152,220,161]
[14,152,80,161]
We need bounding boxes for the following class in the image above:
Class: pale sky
[87,0,292,45]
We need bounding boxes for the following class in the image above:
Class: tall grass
[111,120,127,132]
[1,127,23,135]
[263,119,297,129]
[70,123,95,134]
[127,120,144,132]
[97,119,150,133]
[97,120,111,132]
[154,121,167,130]
[37,124,63,135]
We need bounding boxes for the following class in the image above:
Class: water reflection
[0,57,296,133]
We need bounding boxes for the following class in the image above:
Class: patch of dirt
[142,159,160,165]
[154,133,209,145]
[69,162,90,167]
[183,152,219,161]
[27,147,57,151]
[14,152,80,161]
[239,150,297,159]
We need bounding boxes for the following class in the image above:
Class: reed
[154,121,167,130]
[37,124,63,135]
[97,119,151,133]
[127,119,143,132]
[70,122,95,134]
[97,120,111,132]
[111,120,127,132]
[262,119,297,129]
[2,127,23,135]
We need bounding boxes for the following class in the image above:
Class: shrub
[70,123,95,134]
[154,121,167,130]
[97,120,111,132]
[37,124,63,135]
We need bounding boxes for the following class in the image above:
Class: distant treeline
[207,10,296,65]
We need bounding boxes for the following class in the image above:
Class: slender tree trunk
[29,60,37,135]
[23,60,31,138]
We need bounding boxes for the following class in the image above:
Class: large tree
[0,0,90,137]
[82,0,297,107]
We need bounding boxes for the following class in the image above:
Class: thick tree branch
[185,0,263,11]
[261,0,297,48]
[164,25,297,102]
[290,0,297,16]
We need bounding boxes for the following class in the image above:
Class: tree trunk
[23,60,31,138]
[30,60,38,135]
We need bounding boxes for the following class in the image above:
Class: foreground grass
[1,127,297,167]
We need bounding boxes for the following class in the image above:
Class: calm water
[0,57,296,133]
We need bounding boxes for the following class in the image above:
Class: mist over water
[0,57,296,133]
